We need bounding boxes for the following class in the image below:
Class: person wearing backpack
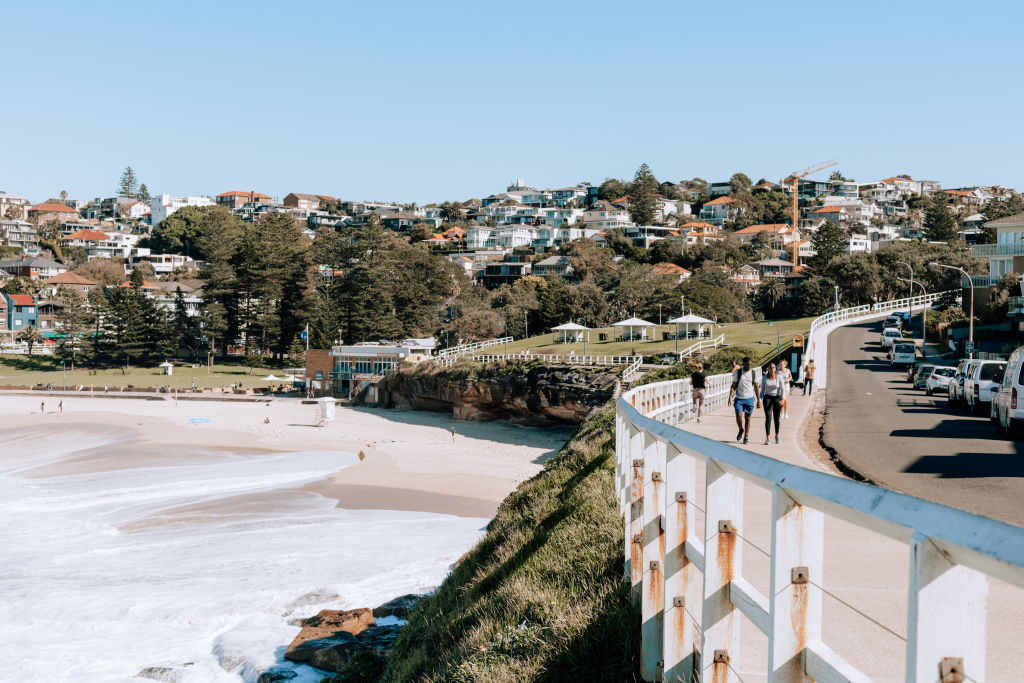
[728,356,761,445]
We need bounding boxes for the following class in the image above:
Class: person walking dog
[729,356,760,445]
[761,363,784,444]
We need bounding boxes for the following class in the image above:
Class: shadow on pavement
[891,419,1005,441]
[904,448,1024,478]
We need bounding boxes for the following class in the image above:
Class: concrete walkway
[675,384,1024,681]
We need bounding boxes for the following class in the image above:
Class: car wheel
[926,387,933,396]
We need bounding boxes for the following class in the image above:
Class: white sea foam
[0,429,487,682]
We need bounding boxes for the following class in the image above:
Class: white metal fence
[615,293,1022,682]
[677,333,726,359]
[470,352,638,366]
[435,336,513,366]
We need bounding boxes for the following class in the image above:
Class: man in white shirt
[728,356,761,444]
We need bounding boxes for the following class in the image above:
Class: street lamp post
[930,262,973,358]
[833,285,840,311]
[895,260,913,321]
[62,360,66,392]
[898,278,928,349]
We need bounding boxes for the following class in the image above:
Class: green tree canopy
[923,191,959,242]
[629,163,660,225]
[597,178,625,202]
[119,166,139,198]
[809,220,847,270]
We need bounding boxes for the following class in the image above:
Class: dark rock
[306,633,365,672]
[257,668,298,682]
[356,624,403,654]
[372,593,425,619]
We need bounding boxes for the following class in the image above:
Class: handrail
[435,336,513,366]
[678,333,725,358]
[469,353,637,366]
[621,356,643,383]
[615,291,1018,682]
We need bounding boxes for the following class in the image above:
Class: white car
[889,341,916,369]
[992,346,1023,435]
[925,366,956,395]
[964,360,1006,414]
[880,327,902,349]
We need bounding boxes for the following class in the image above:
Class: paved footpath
[675,382,1024,682]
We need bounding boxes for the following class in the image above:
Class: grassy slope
[379,405,640,683]
[488,316,814,358]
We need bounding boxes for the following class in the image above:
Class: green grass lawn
[0,356,292,390]
[479,316,816,359]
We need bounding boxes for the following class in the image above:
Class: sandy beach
[0,394,571,521]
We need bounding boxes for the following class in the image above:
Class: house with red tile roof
[27,202,80,223]
[41,271,99,297]
[732,223,799,247]
[699,196,742,227]
[651,262,691,283]
[216,191,273,209]
[3,292,38,333]
[807,205,849,224]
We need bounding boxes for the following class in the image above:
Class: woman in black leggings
[760,363,784,445]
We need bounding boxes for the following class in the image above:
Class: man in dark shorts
[728,356,760,444]
[690,361,707,423]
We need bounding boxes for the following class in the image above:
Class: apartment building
[150,194,214,224]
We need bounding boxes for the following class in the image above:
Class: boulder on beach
[256,667,298,682]
[372,593,426,619]
[283,608,375,663]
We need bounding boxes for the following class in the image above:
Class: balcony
[961,274,1003,288]
[970,243,1024,258]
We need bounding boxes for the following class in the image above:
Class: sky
[3,0,1022,205]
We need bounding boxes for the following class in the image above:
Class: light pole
[62,360,66,392]
[833,285,840,311]
[930,262,973,358]
[898,278,928,349]
[895,260,913,320]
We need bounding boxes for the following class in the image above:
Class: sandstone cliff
[383,363,617,425]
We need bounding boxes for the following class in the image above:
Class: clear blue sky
[3,1,1022,204]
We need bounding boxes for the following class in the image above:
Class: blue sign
[300,330,308,340]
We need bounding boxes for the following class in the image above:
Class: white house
[972,212,1024,280]
[0,192,30,219]
[845,234,872,254]
[583,201,631,230]
[150,194,214,225]
[466,224,537,249]
[698,196,740,227]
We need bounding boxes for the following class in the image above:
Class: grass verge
[365,404,639,683]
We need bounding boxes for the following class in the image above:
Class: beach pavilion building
[550,321,589,344]
[324,339,436,402]
[612,317,656,341]
[667,313,714,339]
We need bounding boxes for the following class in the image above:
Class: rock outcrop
[372,593,425,619]
[386,364,617,425]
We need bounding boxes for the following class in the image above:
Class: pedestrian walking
[802,360,816,395]
[761,363,784,444]
[689,361,707,423]
[40,401,45,414]
[778,359,792,419]
[728,356,760,445]
[450,424,457,443]
[59,400,63,413]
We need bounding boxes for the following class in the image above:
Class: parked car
[895,311,912,328]
[947,359,971,408]
[925,366,956,395]
[889,341,917,369]
[907,362,926,383]
[883,315,902,331]
[992,346,1023,435]
[964,360,1006,414]
[913,364,935,390]
[880,327,902,349]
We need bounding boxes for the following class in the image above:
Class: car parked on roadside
[880,327,902,349]
[883,315,902,331]
[912,364,935,391]
[895,311,912,328]
[964,360,1006,414]
[925,366,956,395]
[947,359,971,408]
[889,341,917,369]
[992,346,1024,436]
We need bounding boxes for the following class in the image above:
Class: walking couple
[728,357,793,445]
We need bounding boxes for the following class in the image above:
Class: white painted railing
[678,333,726,358]
[435,336,513,366]
[621,356,644,383]
[471,352,638,366]
[807,292,946,389]
[615,292,1024,682]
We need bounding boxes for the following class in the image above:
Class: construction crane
[781,159,837,266]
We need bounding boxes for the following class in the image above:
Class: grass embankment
[341,405,639,683]
[488,316,814,359]
[0,355,286,390]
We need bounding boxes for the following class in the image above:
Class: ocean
[0,424,486,682]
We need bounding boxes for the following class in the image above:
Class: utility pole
[895,260,913,323]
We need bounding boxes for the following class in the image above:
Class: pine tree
[54,286,91,369]
[630,163,659,225]
[138,184,151,203]
[809,220,847,269]
[119,167,139,198]
[85,288,113,365]
[924,191,959,242]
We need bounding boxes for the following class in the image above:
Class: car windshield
[895,343,915,353]
[918,366,934,376]
[979,363,1005,380]
[934,368,955,377]
[884,329,900,337]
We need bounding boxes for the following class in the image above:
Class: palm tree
[439,201,463,223]
[20,324,41,355]
[758,277,787,316]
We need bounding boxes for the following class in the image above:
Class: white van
[880,327,902,349]
[964,359,1006,414]
[992,347,1023,435]
[889,341,916,369]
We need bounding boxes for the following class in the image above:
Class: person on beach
[450,424,457,443]
[728,356,760,445]
[689,361,707,423]
[40,401,44,414]
[778,359,792,419]
[761,363,784,445]
[802,360,816,395]
[59,400,63,413]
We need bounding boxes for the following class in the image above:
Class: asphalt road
[823,321,1024,527]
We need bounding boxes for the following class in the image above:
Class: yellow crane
[781,159,837,265]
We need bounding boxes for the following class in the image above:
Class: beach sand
[0,395,572,523]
